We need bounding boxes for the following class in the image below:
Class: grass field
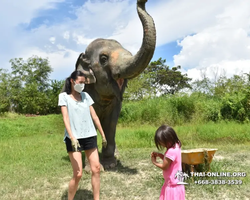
[0,113,250,200]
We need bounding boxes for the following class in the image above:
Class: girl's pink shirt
[163,143,182,186]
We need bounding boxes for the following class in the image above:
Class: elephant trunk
[114,0,156,80]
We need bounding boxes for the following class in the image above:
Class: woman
[58,70,107,200]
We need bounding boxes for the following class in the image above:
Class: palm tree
[183,172,189,181]
[175,170,183,182]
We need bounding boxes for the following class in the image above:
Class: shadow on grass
[104,159,138,174]
[61,189,93,200]
[62,154,138,175]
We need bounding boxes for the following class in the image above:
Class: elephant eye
[100,55,108,65]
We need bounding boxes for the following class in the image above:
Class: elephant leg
[101,118,118,169]
[100,103,121,169]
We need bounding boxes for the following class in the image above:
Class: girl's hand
[151,152,171,170]
[152,152,163,157]
[151,152,157,163]
[157,153,164,160]
[151,152,164,160]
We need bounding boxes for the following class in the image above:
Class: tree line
[0,56,249,122]
[0,56,64,115]
[125,58,250,123]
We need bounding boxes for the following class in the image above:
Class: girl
[151,125,185,200]
[58,70,107,200]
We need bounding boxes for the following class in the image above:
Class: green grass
[0,114,250,199]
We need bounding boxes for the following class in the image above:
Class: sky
[1,0,250,82]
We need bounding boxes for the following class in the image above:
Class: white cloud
[186,60,250,81]
[72,33,95,46]
[63,31,70,40]
[18,46,80,80]
[0,0,64,27]
[49,37,56,44]
[150,0,234,45]
[173,0,250,80]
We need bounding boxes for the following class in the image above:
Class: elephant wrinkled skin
[75,0,156,169]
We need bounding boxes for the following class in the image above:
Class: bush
[119,92,250,126]
[191,93,222,123]
[220,92,249,122]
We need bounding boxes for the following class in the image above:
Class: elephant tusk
[116,78,124,90]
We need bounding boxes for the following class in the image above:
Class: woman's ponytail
[64,77,72,94]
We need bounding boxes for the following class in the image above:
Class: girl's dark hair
[154,125,182,150]
[64,70,86,94]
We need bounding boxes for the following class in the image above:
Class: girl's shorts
[65,136,97,152]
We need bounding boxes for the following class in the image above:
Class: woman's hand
[71,138,80,151]
[102,136,107,148]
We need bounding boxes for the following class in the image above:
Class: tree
[191,75,213,95]
[124,58,192,100]
[191,71,250,122]
[215,74,250,122]
[8,56,53,114]
[144,58,192,95]
[46,80,65,114]
[0,69,11,112]
[10,56,52,92]
[0,55,64,114]
[124,73,153,100]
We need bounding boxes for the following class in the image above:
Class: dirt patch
[213,155,225,160]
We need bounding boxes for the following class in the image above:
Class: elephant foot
[114,148,120,159]
[100,157,117,169]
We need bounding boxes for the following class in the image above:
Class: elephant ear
[75,53,96,84]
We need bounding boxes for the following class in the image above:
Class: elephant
[75,0,156,169]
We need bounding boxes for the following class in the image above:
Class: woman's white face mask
[74,82,85,93]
